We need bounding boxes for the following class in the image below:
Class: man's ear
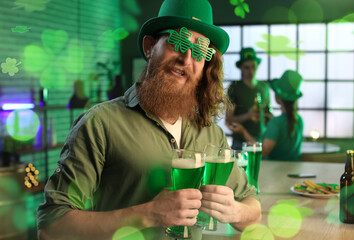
[143,35,156,59]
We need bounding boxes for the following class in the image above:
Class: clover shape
[1,58,21,76]
[230,0,250,19]
[256,33,306,60]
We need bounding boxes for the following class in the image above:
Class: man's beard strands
[138,57,200,121]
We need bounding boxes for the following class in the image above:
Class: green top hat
[138,0,230,59]
[236,47,261,68]
[269,70,303,101]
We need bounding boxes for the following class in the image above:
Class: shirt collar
[124,83,140,108]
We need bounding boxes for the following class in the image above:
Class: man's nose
[179,48,193,66]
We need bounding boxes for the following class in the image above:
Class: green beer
[203,156,234,185]
[197,155,234,230]
[171,158,205,190]
[244,145,262,192]
[167,156,205,239]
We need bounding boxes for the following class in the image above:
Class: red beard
[137,57,201,122]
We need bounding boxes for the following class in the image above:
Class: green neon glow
[6,110,40,141]
[1,58,21,76]
[230,0,250,19]
[255,33,306,60]
[14,0,51,12]
[241,224,274,240]
[112,226,145,240]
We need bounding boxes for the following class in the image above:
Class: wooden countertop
[202,161,353,240]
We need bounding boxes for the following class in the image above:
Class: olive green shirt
[37,84,257,238]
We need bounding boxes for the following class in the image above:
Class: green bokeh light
[6,110,40,141]
[241,224,274,240]
[12,205,28,231]
[147,167,167,196]
[112,226,145,240]
[41,29,68,54]
[268,203,302,238]
[261,6,296,23]
[289,0,324,23]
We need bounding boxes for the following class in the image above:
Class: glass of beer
[242,142,262,193]
[166,149,205,239]
[197,144,237,231]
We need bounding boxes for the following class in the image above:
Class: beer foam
[237,160,248,167]
[205,156,234,163]
[172,158,204,169]
[243,146,262,152]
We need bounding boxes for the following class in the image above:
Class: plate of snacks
[290,180,340,198]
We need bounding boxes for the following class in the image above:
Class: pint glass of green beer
[166,149,205,239]
[242,142,262,192]
[197,144,237,231]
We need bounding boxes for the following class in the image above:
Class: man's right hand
[145,188,202,228]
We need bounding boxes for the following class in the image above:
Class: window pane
[221,26,241,53]
[270,55,296,78]
[270,24,296,52]
[328,22,354,51]
[327,52,354,80]
[298,110,325,138]
[299,53,325,80]
[327,82,354,109]
[298,23,326,51]
[256,53,268,80]
[218,79,233,136]
[223,54,239,80]
[327,111,353,138]
[298,82,325,109]
[243,25,269,52]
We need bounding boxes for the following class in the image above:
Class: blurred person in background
[229,70,304,161]
[226,47,272,150]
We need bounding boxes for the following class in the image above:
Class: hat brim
[236,57,262,68]
[269,79,302,101]
[138,16,230,59]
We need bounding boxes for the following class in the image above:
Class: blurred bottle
[47,117,57,147]
[340,150,354,223]
[251,92,261,122]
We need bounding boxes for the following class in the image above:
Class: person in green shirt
[37,1,261,240]
[226,47,272,150]
[230,70,304,161]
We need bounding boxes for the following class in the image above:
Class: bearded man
[37,1,261,240]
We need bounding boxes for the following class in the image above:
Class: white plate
[290,186,339,199]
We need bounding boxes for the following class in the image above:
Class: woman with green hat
[230,70,304,161]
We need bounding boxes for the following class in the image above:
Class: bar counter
[202,161,353,240]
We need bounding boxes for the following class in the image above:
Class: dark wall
[120,0,353,86]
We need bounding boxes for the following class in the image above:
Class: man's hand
[199,185,240,224]
[146,188,202,228]
[227,122,245,134]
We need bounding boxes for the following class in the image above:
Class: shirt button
[171,138,176,143]
[55,167,61,173]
